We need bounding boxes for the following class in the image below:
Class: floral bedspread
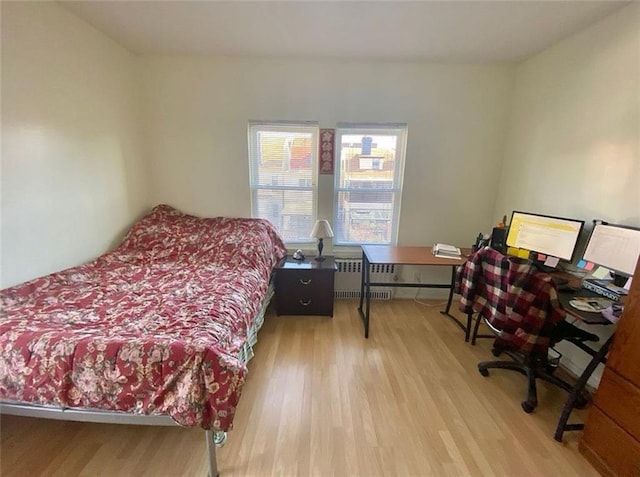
[0,205,286,430]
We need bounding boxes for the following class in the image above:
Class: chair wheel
[521,401,536,413]
[491,348,502,357]
[479,367,489,377]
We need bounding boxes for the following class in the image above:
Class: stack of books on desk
[583,278,627,302]
[433,243,462,259]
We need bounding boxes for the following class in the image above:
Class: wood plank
[580,406,640,477]
[1,300,599,476]
[593,368,640,442]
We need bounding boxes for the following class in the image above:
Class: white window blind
[333,124,407,245]
[248,121,319,243]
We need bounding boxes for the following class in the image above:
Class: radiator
[334,259,395,300]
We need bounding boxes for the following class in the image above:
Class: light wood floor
[1,299,599,476]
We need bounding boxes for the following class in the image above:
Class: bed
[0,204,287,476]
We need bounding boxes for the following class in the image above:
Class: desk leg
[442,265,456,315]
[439,265,469,335]
[364,258,371,338]
[357,251,371,338]
[358,250,366,312]
[554,335,614,442]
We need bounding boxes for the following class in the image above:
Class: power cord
[413,289,447,307]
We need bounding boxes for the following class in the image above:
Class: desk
[357,245,470,338]
[554,289,615,442]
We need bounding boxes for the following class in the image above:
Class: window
[248,122,319,243]
[333,124,407,245]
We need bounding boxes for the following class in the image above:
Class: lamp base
[315,237,325,262]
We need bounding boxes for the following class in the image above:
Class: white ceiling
[59,0,630,63]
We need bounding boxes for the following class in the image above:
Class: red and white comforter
[0,205,286,430]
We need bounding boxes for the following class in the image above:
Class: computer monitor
[582,222,640,286]
[506,211,585,263]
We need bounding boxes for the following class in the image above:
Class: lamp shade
[310,220,334,239]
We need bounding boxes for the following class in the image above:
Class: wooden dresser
[579,257,640,476]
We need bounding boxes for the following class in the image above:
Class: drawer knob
[299,300,312,306]
[299,278,312,285]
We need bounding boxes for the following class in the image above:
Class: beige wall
[495,3,640,382]
[141,56,513,287]
[1,2,151,288]
[495,3,639,225]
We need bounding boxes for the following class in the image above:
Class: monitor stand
[530,257,557,275]
[529,259,572,288]
[535,263,557,274]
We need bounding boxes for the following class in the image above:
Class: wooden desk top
[362,245,471,266]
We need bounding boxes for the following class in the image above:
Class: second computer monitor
[506,211,585,262]
[582,222,640,284]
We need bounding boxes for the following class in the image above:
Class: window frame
[248,121,319,244]
[332,123,408,246]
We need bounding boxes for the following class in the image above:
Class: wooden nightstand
[275,256,337,316]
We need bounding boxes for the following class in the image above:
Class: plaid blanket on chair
[458,246,566,357]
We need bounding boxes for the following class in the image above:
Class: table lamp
[310,220,334,261]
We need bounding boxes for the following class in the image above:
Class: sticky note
[544,256,560,268]
[584,262,595,271]
[577,260,587,269]
[517,249,530,259]
[537,254,546,261]
[592,266,610,280]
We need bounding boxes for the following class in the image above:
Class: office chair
[458,246,596,413]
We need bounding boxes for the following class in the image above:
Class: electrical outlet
[413,272,421,283]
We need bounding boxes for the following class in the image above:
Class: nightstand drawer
[276,295,333,316]
[277,270,333,294]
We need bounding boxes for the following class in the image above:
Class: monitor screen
[506,211,584,262]
[582,223,640,278]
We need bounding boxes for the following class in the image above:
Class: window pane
[337,134,397,188]
[248,122,318,243]
[255,131,314,187]
[333,126,407,245]
[255,189,315,242]
[335,191,394,244]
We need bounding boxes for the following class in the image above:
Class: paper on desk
[544,256,559,268]
[591,266,610,280]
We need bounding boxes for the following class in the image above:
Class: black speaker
[490,227,507,253]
